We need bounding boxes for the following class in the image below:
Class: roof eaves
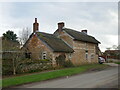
[73,37,100,44]
[22,33,34,48]
[53,50,74,53]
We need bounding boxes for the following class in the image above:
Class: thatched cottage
[23,18,101,66]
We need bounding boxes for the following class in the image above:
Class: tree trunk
[13,59,16,75]
[13,67,16,75]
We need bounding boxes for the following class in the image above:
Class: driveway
[13,66,118,88]
[104,63,118,67]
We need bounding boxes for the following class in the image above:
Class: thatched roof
[36,32,74,53]
[54,28,100,44]
[24,27,100,53]
[63,28,100,44]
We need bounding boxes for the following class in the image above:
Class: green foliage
[3,58,53,76]
[55,54,74,68]
[2,52,25,75]
[14,58,52,74]
[3,30,18,42]
[115,62,120,64]
[2,59,13,75]
[2,30,20,51]
[108,60,113,63]
[63,60,74,68]
[2,64,109,88]
[56,54,66,66]
[117,45,120,50]
[41,59,49,61]
[2,39,20,51]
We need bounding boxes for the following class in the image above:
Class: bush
[108,60,113,63]
[55,54,74,68]
[2,59,13,75]
[2,58,53,76]
[55,54,66,66]
[63,60,74,68]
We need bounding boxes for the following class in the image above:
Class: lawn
[115,62,120,64]
[2,64,109,88]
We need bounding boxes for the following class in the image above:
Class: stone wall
[24,31,99,66]
[56,31,99,65]
[71,40,98,65]
[23,34,72,66]
[19,59,52,73]
[24,34,53,60]
[23,34,54,66]
[59,31,73,48]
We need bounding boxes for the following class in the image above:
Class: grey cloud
[0,2,118,51]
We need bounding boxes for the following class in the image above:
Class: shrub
[55,54,66,66]
[2,59,13,75]
[108,60,113,63]
[63,60,74,68]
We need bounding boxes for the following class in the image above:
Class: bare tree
[106,47,111,50]
[117,45,120,50]
[112,45,118,50]
[106,45,118,50]
[19,27,32,45]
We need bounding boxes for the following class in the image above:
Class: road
[14,66,119,88]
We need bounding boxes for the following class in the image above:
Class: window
[91,54,94,59]
[85,50,88,60]
[85,52,88,60]
[69,53,72,59]
[25,52,31,59]
[42,51,47,59]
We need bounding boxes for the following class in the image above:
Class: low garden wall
[2,52,52,76]
[3,59,52,76]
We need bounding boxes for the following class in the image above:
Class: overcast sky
[0,2,118,52]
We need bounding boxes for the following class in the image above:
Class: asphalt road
[15,66,119,88]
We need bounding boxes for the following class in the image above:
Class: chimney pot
[58,22,65,32]
[81,30,87,34]
[35,18,37,23]
[33,18,39,32]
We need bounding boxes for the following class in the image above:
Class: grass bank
[115,62,120,64]
[2,64,109,88]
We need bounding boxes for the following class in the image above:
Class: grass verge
[2,64,109,88]
[115,62,120,64]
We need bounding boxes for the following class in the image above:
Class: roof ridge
[64,27,93,37]
[36,31,52,35]
[36,32,58,38]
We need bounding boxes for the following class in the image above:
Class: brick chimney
[33,18,39,32]
[58,22,64,32]
[81,30,87,34]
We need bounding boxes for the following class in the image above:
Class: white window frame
[85,52,88,60]
[42,51,47,59]
[91,53,94,59]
